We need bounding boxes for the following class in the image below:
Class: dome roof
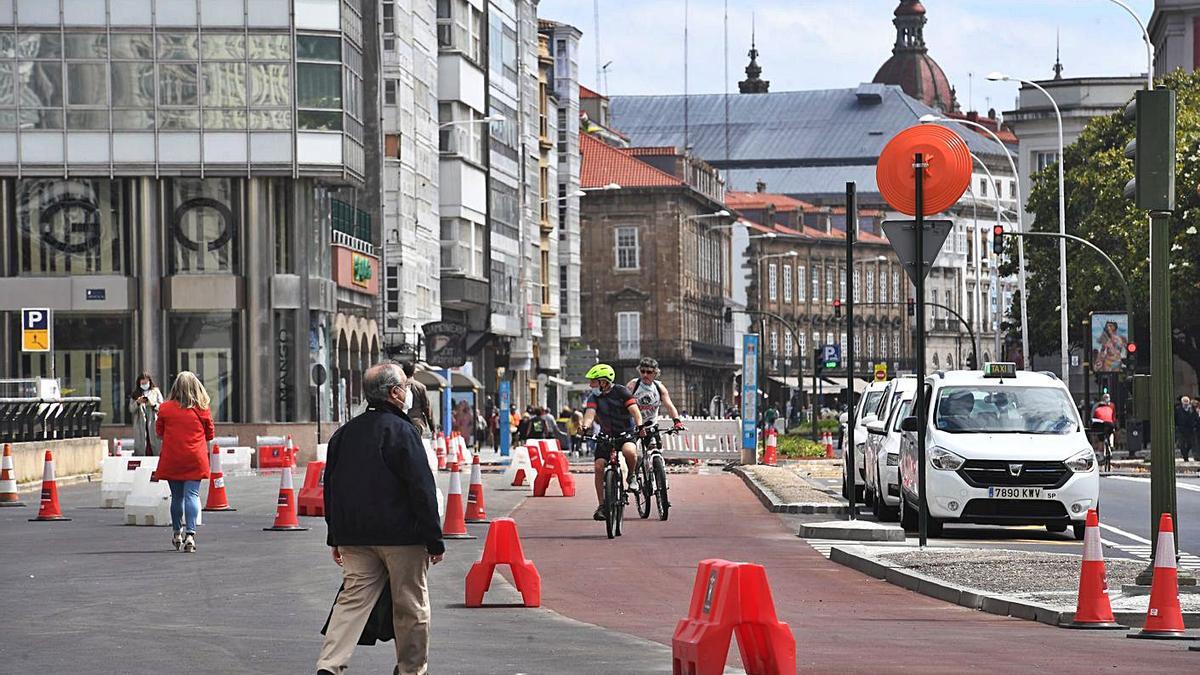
[872,52,955,112]
[895,0,926,16]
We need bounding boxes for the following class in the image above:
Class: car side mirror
[900,416,921,433]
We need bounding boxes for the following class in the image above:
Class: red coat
[155,400,215,481]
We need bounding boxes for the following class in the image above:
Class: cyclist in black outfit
[581,363,643,521]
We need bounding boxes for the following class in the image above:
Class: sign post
[741,334,760,465]
[498,379,511,457]
[877,124,971,547]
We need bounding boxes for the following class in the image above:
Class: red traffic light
[1127,342,1137,354]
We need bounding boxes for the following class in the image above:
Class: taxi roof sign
[982,362,1017,378]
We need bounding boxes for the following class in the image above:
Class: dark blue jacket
[323,402,444,555]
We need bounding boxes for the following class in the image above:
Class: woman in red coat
[155,371,215,553]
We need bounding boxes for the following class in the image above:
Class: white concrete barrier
[100,456,158,508]
[661,418,742,461]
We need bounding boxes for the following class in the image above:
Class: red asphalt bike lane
[510,473,1196,673]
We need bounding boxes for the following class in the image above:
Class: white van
[898,364,1098,539]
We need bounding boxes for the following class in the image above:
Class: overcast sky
[536,0,1155,116]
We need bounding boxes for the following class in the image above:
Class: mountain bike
[589,428,638,539]
[634,420,683,521]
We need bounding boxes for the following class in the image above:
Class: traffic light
[833,299,842,319]
[906,299,915,317]
[1123,88,1176,212]
[992,224,1004,255]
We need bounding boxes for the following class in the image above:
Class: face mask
[140,383,150,391]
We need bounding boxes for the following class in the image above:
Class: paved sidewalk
[0,470,669,674]
[510,472,1199,672]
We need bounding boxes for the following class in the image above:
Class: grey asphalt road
[0,471,671,674]
[801,473,1200,571]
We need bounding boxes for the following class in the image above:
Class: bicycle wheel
[604,468,619,539]
[653,454,670,521]
[635,458,652,519]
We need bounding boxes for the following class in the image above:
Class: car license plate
[988,487,1044,499]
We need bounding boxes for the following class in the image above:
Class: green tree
[1006,69,1200,377]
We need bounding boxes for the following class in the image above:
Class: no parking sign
[22,308,50,352]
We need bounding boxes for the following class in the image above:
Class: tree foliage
[1007,69,1200,376]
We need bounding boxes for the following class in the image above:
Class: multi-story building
[375,0,441,361]
[0,0,379,436]
[578,134,735,412]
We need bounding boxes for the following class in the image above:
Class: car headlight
[1067,448,1096,473]
[929,446,965,471]
[886,452,899,466]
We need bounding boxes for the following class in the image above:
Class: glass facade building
[0,1,379,427]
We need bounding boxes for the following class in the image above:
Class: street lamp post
[989,72,1069,383]
[920,114,1030,369]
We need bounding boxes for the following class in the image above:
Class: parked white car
[840,380,889,498]
[897,364,1098,539]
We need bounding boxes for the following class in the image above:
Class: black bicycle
[634,420,683,521]
[590,428,638,539]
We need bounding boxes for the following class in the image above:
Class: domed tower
[872,1,958,112]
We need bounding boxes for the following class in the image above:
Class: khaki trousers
[317,545,431,675]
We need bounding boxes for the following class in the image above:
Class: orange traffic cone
[1128,513,1193,639]
[763,430,778,466]
[203,446,235,512]
[1,443,26,507]
[1066,509,1125,629]
[435,433,447,471]
[465,454,489,523]
[443,462,475,539]
[29,450,70,521]
[263,468,308,531]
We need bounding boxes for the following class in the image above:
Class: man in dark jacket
[317,362,444,675]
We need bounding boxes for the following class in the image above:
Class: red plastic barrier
[465,517,540,608]
[258,444,295,469]
[672,559,795,675]
[532,449,576,497]
[297,461,325,517]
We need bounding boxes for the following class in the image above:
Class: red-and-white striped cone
[263,468,308,531]
[1,443,25,507]
[435,433,448,471]
[465,454,489,523]
[442,462,475,539]
[1128,513,1194,639]
[203,446,236,512]
[1066,509,1125,629]
[29,450,70,521]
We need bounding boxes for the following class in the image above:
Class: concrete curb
[729,466,848,515]
[828,545,1200,629]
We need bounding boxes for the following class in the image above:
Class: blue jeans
[167,480,201,533]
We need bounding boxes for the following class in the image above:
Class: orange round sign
[876,125,972,216]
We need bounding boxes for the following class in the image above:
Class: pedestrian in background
[1174,395,1194,462]
[128,372,163,456]
[154,371,214,553]
[318,362,444,675]
[401,362,430,437]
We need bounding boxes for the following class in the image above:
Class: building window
[768,263,778,302]
[798,265,806,301]
[615,227,639,270]
[617,311,641,359]
[782,264,792,303]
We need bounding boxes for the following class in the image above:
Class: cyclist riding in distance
[626,357,685,432]
[581,363,644,521]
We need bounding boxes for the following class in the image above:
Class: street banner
[1090,312,1129,373]
[742,335,759,451]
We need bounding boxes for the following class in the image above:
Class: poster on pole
[1090,312,1129,373]
[741,334,759,451]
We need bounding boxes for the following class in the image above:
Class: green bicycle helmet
[585,363,616,382]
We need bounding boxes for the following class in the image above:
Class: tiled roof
[580,133,684,189]
[726,191,815,212]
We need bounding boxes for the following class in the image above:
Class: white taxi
[898,364,1098,539]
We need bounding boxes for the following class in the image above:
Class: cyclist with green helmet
[581,363,644,521]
